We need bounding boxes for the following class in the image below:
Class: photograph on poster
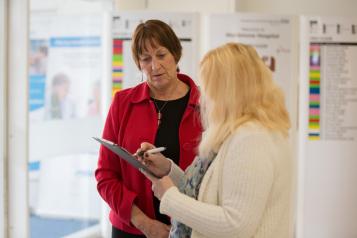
[29,39,49,121]
[44,72,76,120]
[87,80,101,116]
[262,55,276,72]
[29,40,48,76]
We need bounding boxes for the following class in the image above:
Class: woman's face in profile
[139,41,178,90]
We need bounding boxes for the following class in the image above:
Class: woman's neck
[150,80,189,101]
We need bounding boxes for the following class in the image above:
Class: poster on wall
[302,17,357,141]
[28,13,107,220]
[29,15,52,121]
[111,11,199,96]
[206,13,296,122]
[29,14,104,122]
[46,35,102,120]
[298,16,357,238]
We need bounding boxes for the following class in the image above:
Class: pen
[146,147,166,154]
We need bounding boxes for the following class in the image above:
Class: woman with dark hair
[95,19,202,238]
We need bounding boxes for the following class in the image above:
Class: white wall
[115,0,237,13]
[114,0,239,62]
[115,0,357,16]
[31,0,113,13]
[236,0,357,16]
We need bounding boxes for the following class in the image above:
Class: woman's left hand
[142,170,175,200]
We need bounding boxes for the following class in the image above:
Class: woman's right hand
[136,142,171,178]
[142,219,170,238]
[131,205,170,238]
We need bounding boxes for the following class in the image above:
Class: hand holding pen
[135,142,171,178]
[136,146,166,157]
[135,142,175,200]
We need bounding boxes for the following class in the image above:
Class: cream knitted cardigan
[160,123,294,238]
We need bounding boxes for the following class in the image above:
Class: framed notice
[298,16,357,238]
[206,13,297,124]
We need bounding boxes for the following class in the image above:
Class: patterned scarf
[169,153,216,238]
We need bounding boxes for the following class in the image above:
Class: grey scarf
[169,153,216,238]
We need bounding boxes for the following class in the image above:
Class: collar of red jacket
[130,73,200,108]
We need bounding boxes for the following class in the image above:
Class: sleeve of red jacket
[95,94,138,226]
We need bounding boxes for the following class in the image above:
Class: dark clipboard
[93,137,159,178]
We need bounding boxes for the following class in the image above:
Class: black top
[111,90,190,238]
[152,90,190,225]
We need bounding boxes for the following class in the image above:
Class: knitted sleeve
[167,159,185,186]
[160,131,275,238]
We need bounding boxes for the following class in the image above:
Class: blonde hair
[199,42,290,157]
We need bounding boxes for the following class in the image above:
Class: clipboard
[93,137,159,178]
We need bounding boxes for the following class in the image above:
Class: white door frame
[0,0,7,237]
[7,0,30,237]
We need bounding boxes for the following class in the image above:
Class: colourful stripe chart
[112,39,123,97]
[308,44,321,140]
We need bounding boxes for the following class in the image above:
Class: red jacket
[95,74,203,234]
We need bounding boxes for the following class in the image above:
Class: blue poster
[29,39,48,112]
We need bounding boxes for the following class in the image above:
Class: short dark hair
[131,19,182,69]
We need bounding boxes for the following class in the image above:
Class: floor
[30,214,99,238]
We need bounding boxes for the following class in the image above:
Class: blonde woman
[138,42,294,238]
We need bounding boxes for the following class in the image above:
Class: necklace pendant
[153,99,168,127]
[158,112,162,126]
